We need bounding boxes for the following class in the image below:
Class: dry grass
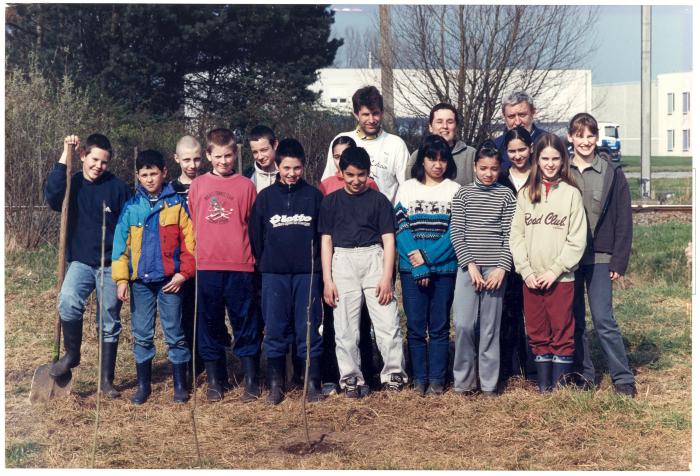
[5,229,692,470]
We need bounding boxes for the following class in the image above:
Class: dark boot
[100,341,121,398]
[266,356,286,405]
[306,357,324,402]
[172,362,190,403]
[49,320,83,378]
[131,359,152,405]
[241,355,261,402]
[184,358,206,392]
[204,360,223,402]
[534,355,553,393]
[552,356,573,388]
[216,355,232,392]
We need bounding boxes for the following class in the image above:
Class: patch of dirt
[632,211,691,225]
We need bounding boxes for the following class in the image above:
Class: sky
[329,4,693,85]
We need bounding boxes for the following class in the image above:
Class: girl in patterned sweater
[395,135,461,396]
[450,141,516,396]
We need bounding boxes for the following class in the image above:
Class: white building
[592,71,691,157]
[310,68,593,125]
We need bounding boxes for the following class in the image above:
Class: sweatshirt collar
[275,177,306,193]
[254,161,278,176]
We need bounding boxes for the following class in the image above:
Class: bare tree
[380,5,598,146]
[336,25,379,69]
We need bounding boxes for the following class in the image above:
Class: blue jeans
[130,279,190,365]
[261,273,323,360]
[400,272,455,385]
[196,270,261,362]
[573,263,635,385]
[59,261,122,342]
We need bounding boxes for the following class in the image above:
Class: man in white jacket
[320,86,409,204]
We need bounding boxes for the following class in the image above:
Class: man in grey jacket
[405,103,476,186]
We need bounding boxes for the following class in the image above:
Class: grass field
[619,155,692,174]
[4,218,692,469]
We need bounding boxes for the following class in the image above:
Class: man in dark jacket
[493,91,547,170]
[44,133,130,398]
[248,138,325,404]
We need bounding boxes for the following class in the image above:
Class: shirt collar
[572,154,603,174]
[355,125,381,141]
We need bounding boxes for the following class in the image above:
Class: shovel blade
[29,364,72,404]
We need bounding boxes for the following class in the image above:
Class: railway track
[630,204,692,213]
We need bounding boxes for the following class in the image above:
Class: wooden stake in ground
[301,240,315,446]
[91,201,108,468]
[29,138,75,404]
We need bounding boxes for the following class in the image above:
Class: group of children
[45,100,636,405]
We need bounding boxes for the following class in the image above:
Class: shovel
[29,140,75,403]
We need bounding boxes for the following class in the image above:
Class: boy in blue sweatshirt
[249,138,325,404]
[44,134,130,398]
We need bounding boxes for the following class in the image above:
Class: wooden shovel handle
[52,143,73,362]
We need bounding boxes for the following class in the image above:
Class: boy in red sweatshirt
[188,128,260,402]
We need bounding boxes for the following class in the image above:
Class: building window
[667,129,675,152]
[683,92,690,114]
[667,93,675,115]
[339,98,347,103]
[682,129,690,152]
[330,98,338,103]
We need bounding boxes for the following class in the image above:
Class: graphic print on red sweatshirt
[204,192,235,224]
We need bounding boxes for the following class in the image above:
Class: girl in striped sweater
[450,141,516,396]
[395,134,461,396]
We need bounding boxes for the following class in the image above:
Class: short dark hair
[428,102,460,126]
[475,140,502,164]
[352,85,383,114]
[411,134,457,182]
[339,146,371,172]
[331,135,357,150]
[136,149,165,172]
[503,125,533,149]
[248,125,277,145]
[81,133,113,159]
[275,138,305,165]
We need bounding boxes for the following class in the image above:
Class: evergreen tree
[6,4,342,119]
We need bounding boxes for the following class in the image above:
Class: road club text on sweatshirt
[509,180,587,283]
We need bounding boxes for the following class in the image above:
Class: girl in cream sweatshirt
[509,133,587,393]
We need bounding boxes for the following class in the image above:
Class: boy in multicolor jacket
[112,150,195,404]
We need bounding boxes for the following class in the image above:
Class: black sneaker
[344,377,361,399]
[383,373,404,392]
[614,383,637,398]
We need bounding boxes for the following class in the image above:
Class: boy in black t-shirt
[319,148,407,397]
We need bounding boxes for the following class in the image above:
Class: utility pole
[640,5,652,199]
[379,5,395,133]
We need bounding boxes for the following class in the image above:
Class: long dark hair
[526,133,579,203]
[411,134,457,182]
